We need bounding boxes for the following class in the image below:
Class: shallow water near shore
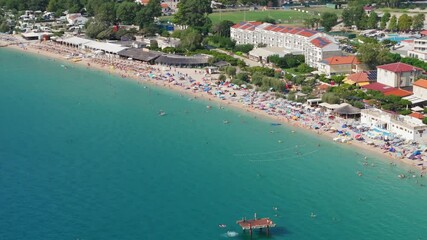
[1,48,427,240]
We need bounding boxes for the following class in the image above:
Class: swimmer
[310,212,317,218]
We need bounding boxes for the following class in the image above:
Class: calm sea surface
[1,48,427,240]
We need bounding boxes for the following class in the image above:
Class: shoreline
[2,40,424,173]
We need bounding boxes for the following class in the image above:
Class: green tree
[366,11,378,29]
[379,12,391,30]
[423,117,427,125]
[236,72,250,83]
[358,42,393,69]
[296,63,313,73]
[233,44,253,54]
[96,2,116,24]
[0,21,10,33]
[173,0,212,34]
[398,14,412,32]
[353,6,366,29]
[135,0,161,28]
[322,92,340,104]
[177,28,202,51]
[116,2,139,25]
[412,13,425,31]
[320,12,337,32]
[210,20,234,37]
[85,20,109,39]
[225,66,236,77]
[341,8,352,27]
[388,15,397,32]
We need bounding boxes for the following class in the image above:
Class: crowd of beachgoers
[2,35,427,176]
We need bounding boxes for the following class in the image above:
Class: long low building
[56,36,128,54]
[117,48,162,64]
[361,108,427,142]
[155,54,210,66]
[230,22,341,68]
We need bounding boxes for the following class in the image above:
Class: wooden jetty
[236,213,276,237]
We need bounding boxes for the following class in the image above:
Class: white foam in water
[225,231,239,238]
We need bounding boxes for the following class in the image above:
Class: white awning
[411,106,424,112]
[403,95,427,104]
[83,41,128,54]
[60,36,92,46]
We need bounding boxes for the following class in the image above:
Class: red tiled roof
[377,62,423,73]
[264,25,275,31]
[271,26,284,32]
[288,28,303,34]
[347,71,377,83]
[361,82,395,93]
[279,27,293,33]
[160,3,169,8]
[421,30,427,36]
[409,112,425,119]
[413,79,427,89]
[296,29,317,37]
[383,89,412,97]
[310,37,331,48]
[231,22,262,29]
[322,55,360,65]
[318,84,330,90]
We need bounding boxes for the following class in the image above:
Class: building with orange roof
[413,79,427,100]
[383,89,412,97]
[409,112,425,120]
[344,70,377,86]
[318,55,366,77]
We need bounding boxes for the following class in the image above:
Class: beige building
[376,62,423,88]
[413,79,427,100]
[230,22,341,68]
[318,55,364,77]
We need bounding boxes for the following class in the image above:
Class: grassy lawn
[300,7,343,16]
[160,10,309,25]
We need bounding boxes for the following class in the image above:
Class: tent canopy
[334,105,361,115]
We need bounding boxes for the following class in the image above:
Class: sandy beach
[2,35,425,174]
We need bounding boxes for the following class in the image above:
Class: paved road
[213,48,263,67]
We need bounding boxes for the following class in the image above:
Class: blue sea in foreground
[1,48,427,240]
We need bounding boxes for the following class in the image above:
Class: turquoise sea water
[1,48,427,240]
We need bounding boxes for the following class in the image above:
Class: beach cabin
[307,98,322,107]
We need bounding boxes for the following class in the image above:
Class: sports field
[209,10,309,24]
[160,9,310,24]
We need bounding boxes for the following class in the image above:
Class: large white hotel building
[230,22,342,68]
